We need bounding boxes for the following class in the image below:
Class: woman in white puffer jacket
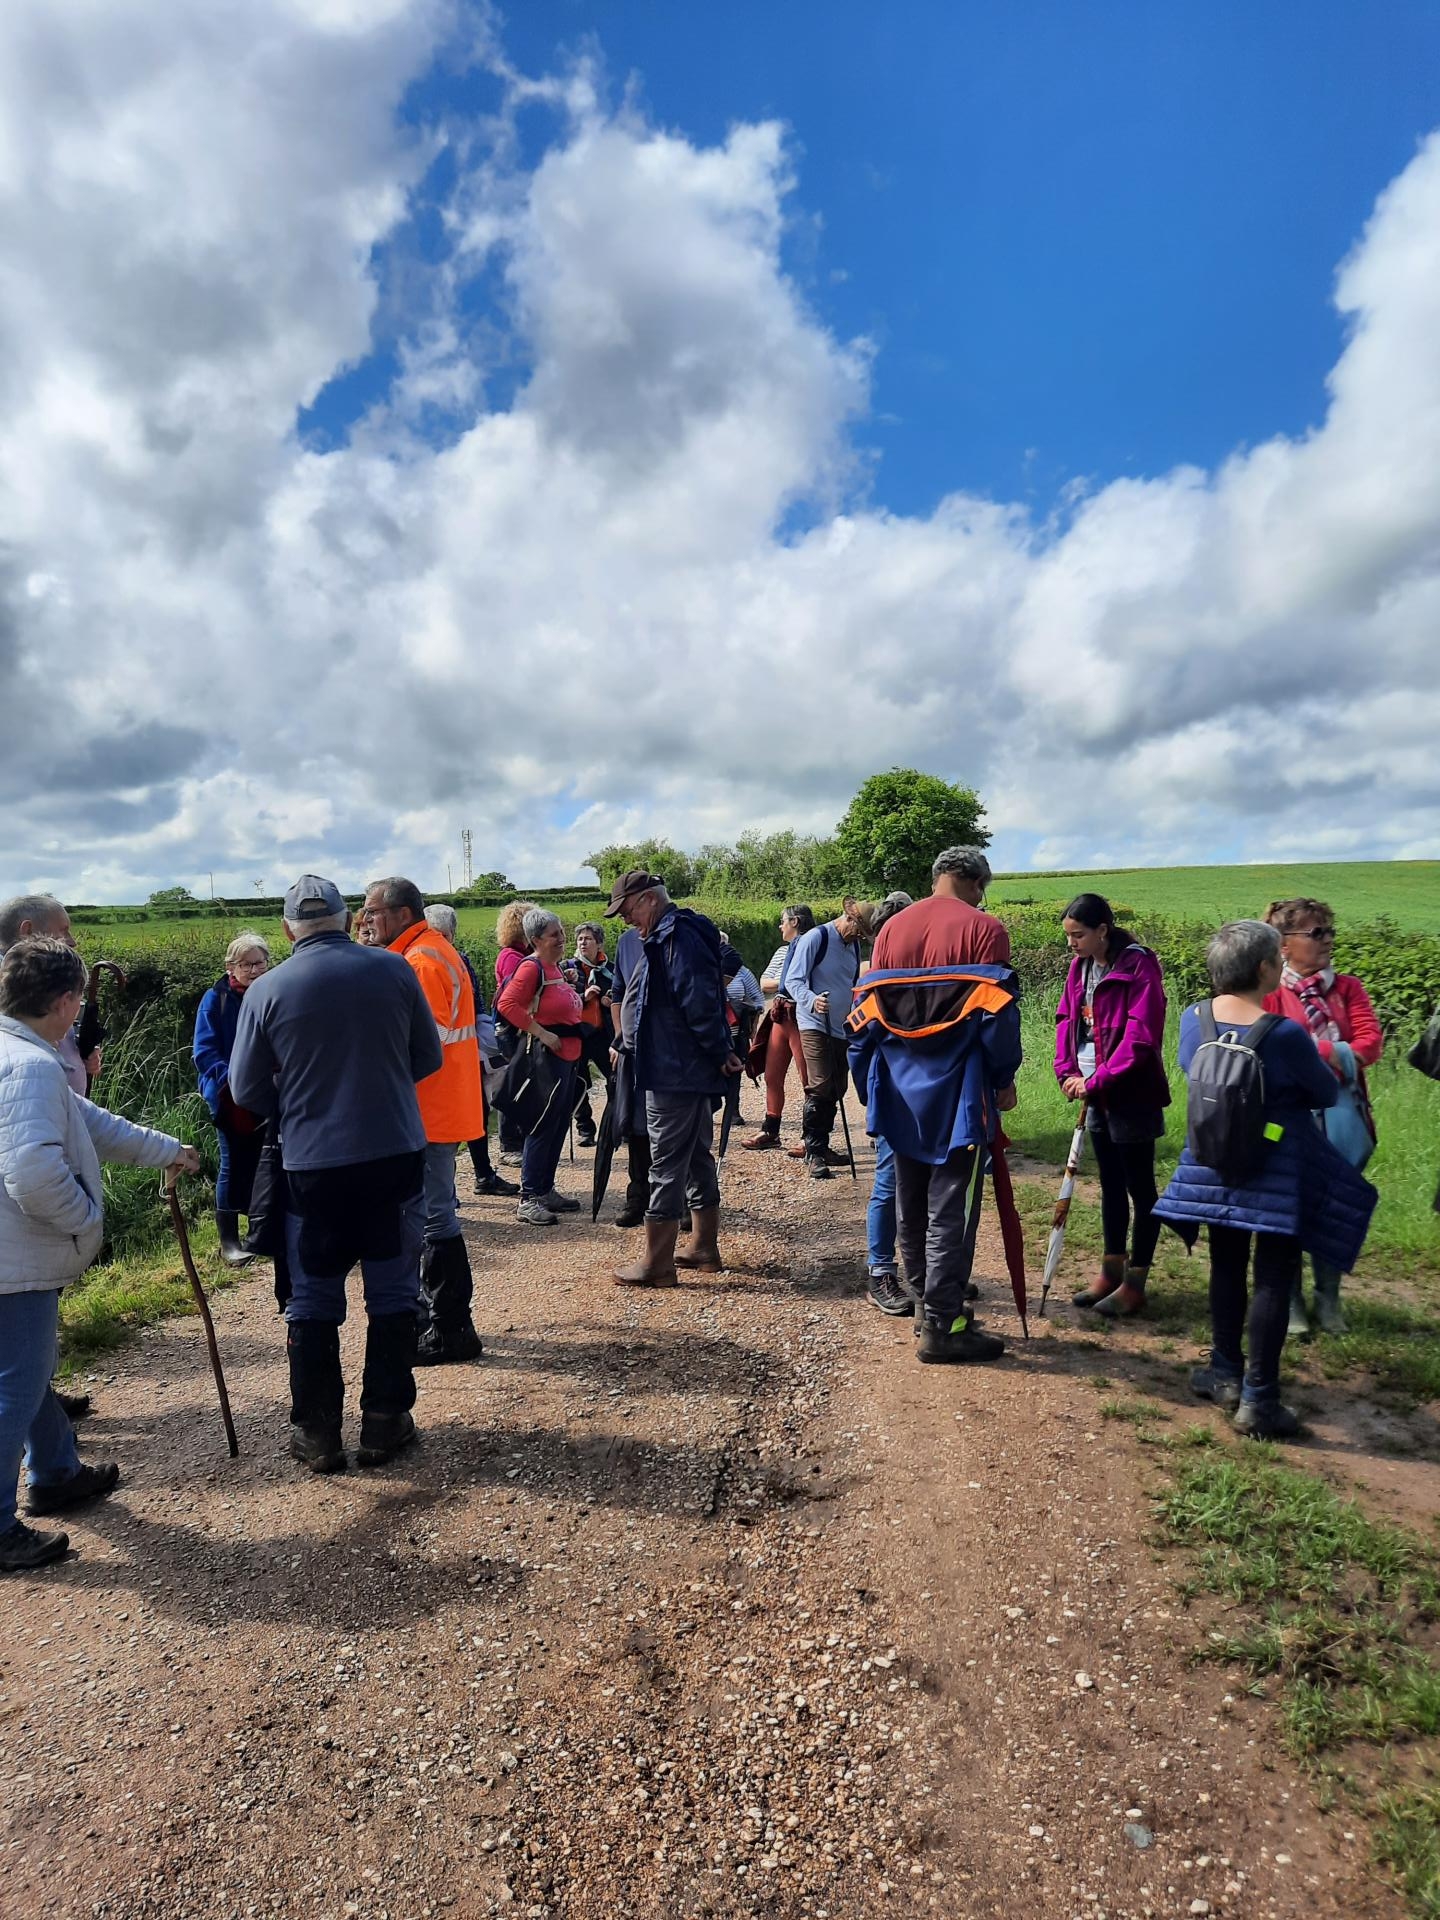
[0,938,198,1573]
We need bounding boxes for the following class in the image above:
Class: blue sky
[314,0,1440,514]
[5,0,1440,900]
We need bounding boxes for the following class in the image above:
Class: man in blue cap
[229,874,442,1472]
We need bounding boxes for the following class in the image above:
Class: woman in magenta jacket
[1054,894,1170,1317]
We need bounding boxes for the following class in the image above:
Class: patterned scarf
[1282,964,1339,1043]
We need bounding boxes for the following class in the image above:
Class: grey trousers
[645,1092,721,1222]
[895,1145,985,1328]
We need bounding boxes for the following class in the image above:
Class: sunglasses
[1296,926,1336,941]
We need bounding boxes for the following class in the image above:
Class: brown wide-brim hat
[603,870,665,918]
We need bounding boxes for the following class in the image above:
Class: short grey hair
[0,892,66,951]
[1206,919,1282,994]
[0,936,85,1018]
[284,909,349,939]
[425,904,458,941]
[225,930,270,971]
[522,908,562,945]
[931,846,992,886]
[573,921,603,945]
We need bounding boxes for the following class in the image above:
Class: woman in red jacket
[1055,894,1170,1317]
[1263,898,1382,1336]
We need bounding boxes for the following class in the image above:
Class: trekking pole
[568,1113,575,1163]
[837,1090,857,1181]
[164,1169,239,1457]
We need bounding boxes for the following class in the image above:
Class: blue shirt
[229,932,442,1172]
[787,922,862,1036]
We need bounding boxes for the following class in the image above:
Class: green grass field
[989,860,1440,933]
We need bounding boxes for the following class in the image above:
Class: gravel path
[0,1131,1401,1920]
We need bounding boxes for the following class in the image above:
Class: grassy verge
[1090,1384,1440,1914]
[57,1219,245,1366]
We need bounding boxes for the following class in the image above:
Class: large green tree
[833,769,989,899]
[584,838,697,896]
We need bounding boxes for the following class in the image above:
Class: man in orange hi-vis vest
[362,876,484,1366]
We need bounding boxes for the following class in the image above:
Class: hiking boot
[1073,1255,1126,1309]
[613,1199,646,1229]
[518,1198,558,1227]
[537,1190,581,1214]
[805,1155,832,1180]
[25,1460,121,1516]
[356,1411,417,1467]
[866,1271,914,1317]
[916,1313,1006,1364]
[1188,1363,1243,1410]
[474,1170,519,1197]
[0,1520,70,1572]
[290,1426,346,1473]
[53,1387,91,1420]
[287,1320,345,1474]
[499,1149,524,1167]
[357,1312,418,1465]
[415,1238,483,1366]
[1234,1399,1301,1440]
[741,1126,782,1151]
[786,1143,809,1159]
[575,1128,597,1150]
[615,1219,681,1288]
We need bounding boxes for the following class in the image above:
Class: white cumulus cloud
[1,2,1438,904]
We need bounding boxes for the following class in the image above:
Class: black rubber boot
[357,1313,420,1466]
[286,1320,345,1472]
[916,1310,1006,1365]
[415,1236,483,1366]
[216,1209,256,1269]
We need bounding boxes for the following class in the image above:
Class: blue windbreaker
[847,963,1023,1166]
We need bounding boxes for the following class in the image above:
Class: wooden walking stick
[164,1168,239,1457]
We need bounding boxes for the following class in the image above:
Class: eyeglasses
[1297,927,1336,941]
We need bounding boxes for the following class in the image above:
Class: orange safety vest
[390,921,484,1144]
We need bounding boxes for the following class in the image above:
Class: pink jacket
[1054,941,1170,1113]
[1263,973,1383,1096]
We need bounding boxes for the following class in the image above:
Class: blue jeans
[521,1062,577,1200]
[1,1290,81,1532]
[422,1141,461,1243]
[866,1135,897,1275]
[282,1197,424,1324]
[216,1124,264,1214]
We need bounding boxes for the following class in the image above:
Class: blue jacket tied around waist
[847,964,1023,1167]
[1154,1003,1378,1274]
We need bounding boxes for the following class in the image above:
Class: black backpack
[1186,1002,1280,1183]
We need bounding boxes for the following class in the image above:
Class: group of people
[0,847,1407,1571]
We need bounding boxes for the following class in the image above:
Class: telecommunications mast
[461,828,473,890]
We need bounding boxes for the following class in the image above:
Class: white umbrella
[1039,1103,1088,1316]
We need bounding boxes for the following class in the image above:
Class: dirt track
[0,1127,1402,1920]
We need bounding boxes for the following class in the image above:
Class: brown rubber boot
[675,1206,723,1272]
[614,1219,681,1288]
[1094,1265,1148,1317]
[1072,1253,1126,1309]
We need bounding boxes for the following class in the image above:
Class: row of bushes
[78,902,1440,1042]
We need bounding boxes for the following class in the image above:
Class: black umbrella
[590,1091,617,1221]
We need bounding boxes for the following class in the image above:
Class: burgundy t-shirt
[870,895,1011,971]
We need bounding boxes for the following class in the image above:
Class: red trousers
[763,1010,808,1119]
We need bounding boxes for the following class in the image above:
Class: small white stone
[1075,1672,1095,1691]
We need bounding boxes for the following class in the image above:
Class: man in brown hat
[602,873,740,1285]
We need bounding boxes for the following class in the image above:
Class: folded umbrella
[987,1129,1028,1337]
[1039,1104,1088,1317]
[590,1093,617,1221]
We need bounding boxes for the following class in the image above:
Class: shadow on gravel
[489,1326,772,1397]
[47,1484,516,1631]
